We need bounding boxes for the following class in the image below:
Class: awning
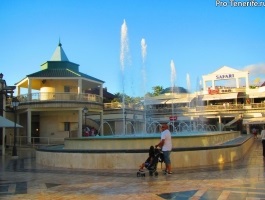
[144,99,165,105]
[162,97,194,104]
[242,117,265,125]
[145,97,194,105]
[202,93,238,101]
[0,116,23,128]
[248,93,265,98]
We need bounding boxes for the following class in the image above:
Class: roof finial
[58,38,62,47]
[51,39,69,61]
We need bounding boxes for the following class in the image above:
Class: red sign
[208,88,219,95]
[169,116,177,121]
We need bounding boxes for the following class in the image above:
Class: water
[111,120,218,135]
[141,38,147,133]
[186,73,191,107]
[170,60,176,130]
[120,19,129,134]
[118,21,215,136]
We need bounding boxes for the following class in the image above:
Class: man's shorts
[163,151,171,164]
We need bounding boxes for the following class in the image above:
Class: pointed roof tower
[16,41,104,85]
[50,40,69,61]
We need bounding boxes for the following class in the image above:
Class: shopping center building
[142,66,265,135]
[1,42,265,150]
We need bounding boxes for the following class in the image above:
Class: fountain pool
[36,131,254,170]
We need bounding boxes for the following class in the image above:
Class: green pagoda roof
[17,41,104,84]
[27,68,104,83]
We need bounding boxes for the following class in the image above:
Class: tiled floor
[1,138,265,200]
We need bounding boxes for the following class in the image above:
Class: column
[245,74,249,93]
[78,108,83,137]
[28,79,32,101]
[212,80,215,89]
[246,124,250,134]
[99,85,103,102]
[236,78,239,88]
[218,115,222,131]
[100,111,104,136]
[203,79,206,91]
[78,79,82,94]
[27,109,31,144]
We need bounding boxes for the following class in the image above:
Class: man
[155,124,172,174]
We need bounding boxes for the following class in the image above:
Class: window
[64,86,70,93]
[64,122,70,131]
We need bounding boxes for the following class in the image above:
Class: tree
[152,86,163,96]
[112,93,142,105]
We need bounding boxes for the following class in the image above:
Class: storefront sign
[216,74,234,80]
[208,88,219,94]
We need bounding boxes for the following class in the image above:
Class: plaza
[1,139,265,200]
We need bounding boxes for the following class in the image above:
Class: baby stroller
[137,146,164,177]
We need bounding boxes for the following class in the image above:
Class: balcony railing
[104,102,144,110]
[10,92,103,104]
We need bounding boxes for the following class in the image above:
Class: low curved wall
[64,131,240,150]
[36,132,254,170]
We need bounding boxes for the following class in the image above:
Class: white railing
[10,92,103,104]
[104,102,144,110]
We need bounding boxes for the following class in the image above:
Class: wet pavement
[1,138,265,200]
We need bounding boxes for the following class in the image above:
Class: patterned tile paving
[1,138,265,199]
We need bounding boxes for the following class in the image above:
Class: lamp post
[11,97,19,158]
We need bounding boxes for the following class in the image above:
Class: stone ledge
[36,135,254,169]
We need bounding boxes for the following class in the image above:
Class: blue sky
[0,0,264,97]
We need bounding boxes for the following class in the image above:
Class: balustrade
[7,92,103,105]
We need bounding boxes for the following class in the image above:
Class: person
[90,127,95,136]
[252,127,258,139]
[261,127,265,157]
[139,145,155,172]
[84,127,90,137]
[155,124,173,174]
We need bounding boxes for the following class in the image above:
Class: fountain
[186,73,191,108]
[36,20,254,170]
[141,38,147,133]
[170,60,176,132]
[120,19,129,135]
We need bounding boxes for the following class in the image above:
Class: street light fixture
[11,97,19,158]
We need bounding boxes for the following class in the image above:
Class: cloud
[243,63,265,75]
[242,63,265,85]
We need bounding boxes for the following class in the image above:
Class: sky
[0,0,265,97]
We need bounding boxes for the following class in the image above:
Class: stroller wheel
[154,171,158,176]
[149,171,153,176]
[137,172,141,177]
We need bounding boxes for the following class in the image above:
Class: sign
[169,116,177,121]
[208,88,219,95]
[216,74,234,80]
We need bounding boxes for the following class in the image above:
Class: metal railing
[104,102,144,110]
[7,92,103,105]
[144,103,265,114]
